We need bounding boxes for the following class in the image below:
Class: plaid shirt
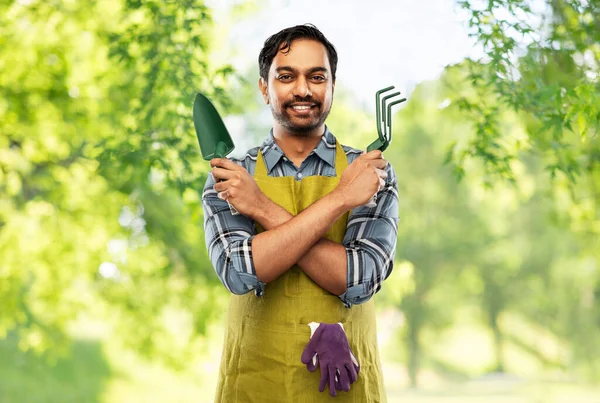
[202,127,399,307]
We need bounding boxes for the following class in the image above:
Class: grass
[1,313,599,403]
[0,333,111,403]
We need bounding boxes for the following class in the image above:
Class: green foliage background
[1,0,599,401]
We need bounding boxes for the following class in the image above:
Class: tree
[450,0,599,183]
[0,0,238,365]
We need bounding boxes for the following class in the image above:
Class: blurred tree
[0,0,240,366]
[380,57,598,385]
[446,0,600,379]
[451,0,599,183]
[371,78,489,387]
[2,0,599,390]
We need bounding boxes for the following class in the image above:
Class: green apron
[215,141,386,402]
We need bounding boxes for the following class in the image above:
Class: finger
[372,159,388,170]
[301,326,323,365]
[375,168,388,179]
[350,348,360,375]
[209,158,240,170]
[319,363,328,393]
[217,190,228,200]
[364,162,388,174]
[211,167,239,181]
[361,150,383,159]
[301,341,318,365]
[346,363,358,384]
[328,365,337,397]
[212,178,232,192]
[338,366,351,392]
[306,354,318,372]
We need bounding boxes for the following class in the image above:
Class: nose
[292,76,312,98]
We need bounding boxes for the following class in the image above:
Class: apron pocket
[235,320,297,402]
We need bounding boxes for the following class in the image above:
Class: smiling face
[259,39,335,137]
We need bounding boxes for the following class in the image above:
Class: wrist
[328,188,349,215]
[251,193,270,222]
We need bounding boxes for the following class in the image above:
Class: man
[202,24,399,402]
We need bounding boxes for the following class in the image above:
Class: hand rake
[364,86,406,207]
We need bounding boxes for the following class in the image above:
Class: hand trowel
[193,93,239,215]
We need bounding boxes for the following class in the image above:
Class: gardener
[202,24,399,402]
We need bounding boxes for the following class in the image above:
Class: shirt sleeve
[339,162,400,307]
[202,167,266,296]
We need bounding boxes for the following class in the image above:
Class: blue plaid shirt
[202,127,399,307]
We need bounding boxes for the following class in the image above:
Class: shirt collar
[260,126,337,174]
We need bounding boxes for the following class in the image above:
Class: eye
[277,74,293,81]
[311,76,326,82]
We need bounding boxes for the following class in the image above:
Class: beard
[271,97,332,136]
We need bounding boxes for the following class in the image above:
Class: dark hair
[258,24,338,82]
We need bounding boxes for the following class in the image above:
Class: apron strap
[333,139,348,175]
[254,146,270,179]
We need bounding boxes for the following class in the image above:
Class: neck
[272,123,325,161]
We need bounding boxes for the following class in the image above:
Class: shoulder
[228,146,261,174]
[339,142,398,185]
[340,143,363,163]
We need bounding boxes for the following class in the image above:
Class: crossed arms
[201,151,399,307]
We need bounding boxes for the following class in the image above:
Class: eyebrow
[275,66,329,75]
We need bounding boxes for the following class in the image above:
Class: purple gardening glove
[301,322,360,397]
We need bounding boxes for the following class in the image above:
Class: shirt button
[297,172,303,179]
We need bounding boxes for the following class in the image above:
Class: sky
[205,0,483,155]
[209,0,481,107]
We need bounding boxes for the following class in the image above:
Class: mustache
[284,96,320,108]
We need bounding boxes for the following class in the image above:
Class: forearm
[253,198,347,294]
[298,238,347,295]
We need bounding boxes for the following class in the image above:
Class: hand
[210,158,267,219]
[334,150,388,210]
[301,322,360,397]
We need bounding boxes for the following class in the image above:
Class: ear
[258,77,269,104]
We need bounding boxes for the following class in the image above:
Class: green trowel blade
[193,93,235,160]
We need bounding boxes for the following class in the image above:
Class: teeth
[291,105,312,110]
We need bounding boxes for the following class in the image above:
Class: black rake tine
[386,97,407,142]
[376,86,395,142]
[381,92,401,142]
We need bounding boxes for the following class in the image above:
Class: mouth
[287,103,318,115]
